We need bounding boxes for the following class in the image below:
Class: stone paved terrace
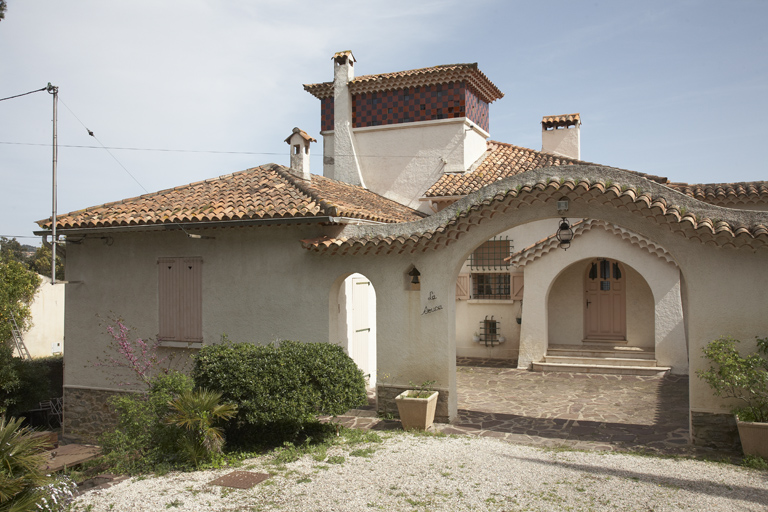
[327,358,741,461]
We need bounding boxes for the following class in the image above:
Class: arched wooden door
[583,259,626,341]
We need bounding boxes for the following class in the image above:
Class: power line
[0,140,433,159]
[0,140,281,156]
[0,87,47,102]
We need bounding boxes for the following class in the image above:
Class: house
[36,52,768,448]
[18,274,64,358]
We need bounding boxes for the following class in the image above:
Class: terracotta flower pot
[395,390,438,431]
[736,417,768,459]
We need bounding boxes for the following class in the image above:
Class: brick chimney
[284,127,316,181]
[542,113,581,160]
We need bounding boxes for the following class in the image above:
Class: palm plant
[165,389,237,467]
[0,416,52,512]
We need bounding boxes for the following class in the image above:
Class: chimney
[541,113,581,160]
[284,127,316,181]
[331,51,365,187]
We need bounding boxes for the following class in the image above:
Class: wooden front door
[584,259,626,340]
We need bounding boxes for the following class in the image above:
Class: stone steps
[534,344,669,376]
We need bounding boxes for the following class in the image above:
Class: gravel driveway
[70,433,768,511]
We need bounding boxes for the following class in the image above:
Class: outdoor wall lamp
[556,217,573,250]
[408,267,421,284]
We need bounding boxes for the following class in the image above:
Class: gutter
[33,216,386,237]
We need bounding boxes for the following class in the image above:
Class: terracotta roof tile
[303,170,768,255]
[38,164,424,230]
[425,142,768,208]
[668,181,768,207]
[304,63,504,105]
[425,141,604,197]
[542,113,581,129]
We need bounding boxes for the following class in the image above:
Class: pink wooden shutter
[456,274,470,300]
[158,257,202,342]
[511,273,524,301]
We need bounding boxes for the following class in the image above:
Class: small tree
[94,320,170,388]
[27,245,64,282]
[698,336,768,423]
[0,259,40,344]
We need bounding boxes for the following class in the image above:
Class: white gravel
[70,433,768,511]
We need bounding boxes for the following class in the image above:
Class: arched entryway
[329,273,377,387]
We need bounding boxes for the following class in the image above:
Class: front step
[548,344,655,359]
[543,355,659,367]
[534,344,668,376]
[532,361,670,376]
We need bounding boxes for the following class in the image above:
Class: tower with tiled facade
[304,53,504,213]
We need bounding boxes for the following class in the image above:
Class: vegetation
[99,371,194,473]
[0,258,41,348]
[165,389,238,467]
[6,356,60,420]
[406,380,437,398]
[698,336,768,422]
[193,339,367,443]
[0,416,75,511]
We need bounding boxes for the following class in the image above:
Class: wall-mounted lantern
[408,267,421,284]
[556,217,573,250]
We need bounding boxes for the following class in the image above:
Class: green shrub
[698,336,768,422]
[192,340,367,442]
[7,357,64,419]
[99,371,193,473]
[165,389,238,467]
[0,416,54,511]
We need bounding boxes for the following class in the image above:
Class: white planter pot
[736,417,768,459]
[395,390,438,431]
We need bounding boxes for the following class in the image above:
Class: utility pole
[47,83,58,284]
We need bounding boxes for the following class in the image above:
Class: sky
[1,0,766,243]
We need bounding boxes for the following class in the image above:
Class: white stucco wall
[20,275,64,358]
[547,258,655,347]
[541,125,580,160]
[322,119,488,213]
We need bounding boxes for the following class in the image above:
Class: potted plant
[395,380,438,431]
[698,335,768,458]
[472,332,480,343]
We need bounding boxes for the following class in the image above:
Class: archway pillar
[372,260,458,423]
[518,261,549,369]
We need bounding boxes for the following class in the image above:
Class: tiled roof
[668,181,768,207]
[542,113,581,129]
[302,168,768,255]
[38,164,425,230]
[284,127,316,144]
[425,141,603,197]
[304,63,504,105]
[425,142,768,208]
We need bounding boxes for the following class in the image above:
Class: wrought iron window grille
[479,316,501,347]
[470,236,512,271]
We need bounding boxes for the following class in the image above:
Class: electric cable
[0,87,47,102]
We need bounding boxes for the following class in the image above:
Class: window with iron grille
[472,273,511,300]
[470,238,511,270]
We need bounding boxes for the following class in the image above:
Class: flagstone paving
[328,358,740,460]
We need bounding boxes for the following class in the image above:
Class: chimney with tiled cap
[331,51,366,187]
[542,113,581,160]
[284,127,316,181]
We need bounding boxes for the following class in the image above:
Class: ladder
[8,312,31,360]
